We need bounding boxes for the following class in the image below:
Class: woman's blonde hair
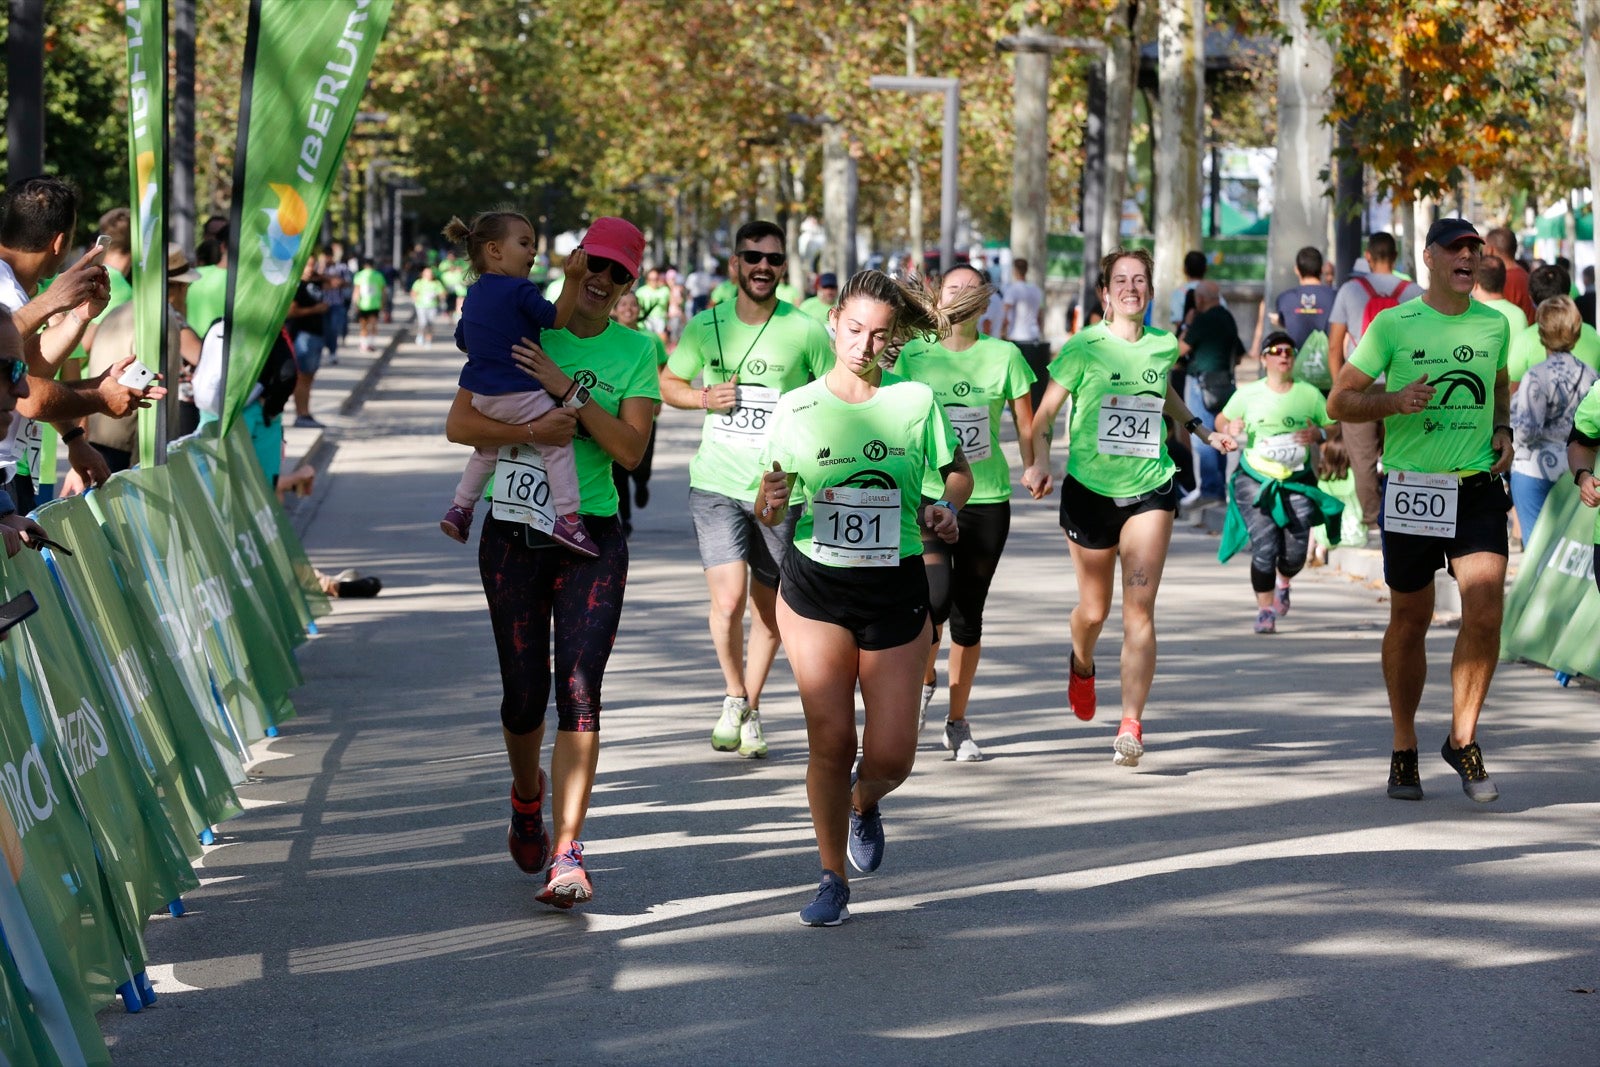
[1098,247,1155,323]
[1536,294,1582,355]
[938,264,996,326]
[441,209,532,282]
[835,269,988,366]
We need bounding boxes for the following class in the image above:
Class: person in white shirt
[1001,258,1044,343]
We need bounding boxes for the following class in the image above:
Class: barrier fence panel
[219,421,331,626]
[1502,477,1600,678]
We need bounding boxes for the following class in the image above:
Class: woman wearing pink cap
[445,216,660,908]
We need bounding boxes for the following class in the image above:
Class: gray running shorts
[688,487,798,587]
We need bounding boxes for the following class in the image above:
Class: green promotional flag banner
[222,0,394,430]
[125,0,167,466]
[0,547,197,943]
[34,495,241,840]
[221,421,330,623]
[1502,477,1600,677]
[0,562,136,1025]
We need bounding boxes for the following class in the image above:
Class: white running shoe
[942,719,983,762]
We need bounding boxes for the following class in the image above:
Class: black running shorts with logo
[1059,474,1178,551]
[1378,472,1510,594]
[779,549,930,651]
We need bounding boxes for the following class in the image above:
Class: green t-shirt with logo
[1349,298,1509,474]
[1046,322,1180,498]
[760,375,957,565]
[893,335,1035,503]
[185,264,225,336]
[410,278,445,311]
[538,322,662,516]
[798,296,834,323]
[667,301,834,498]
[1507,321,1600,382]
[353,268,386,312]
[1571,380,1600,543]
[1219,378,1332,480]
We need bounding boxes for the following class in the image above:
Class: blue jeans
[323,304,347,355]
[1184,375,1227,499]
[1509,471,1555,548]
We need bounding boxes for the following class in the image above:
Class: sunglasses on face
[2,359,23,385]
[583,254,634,286]
[738,250,786,268]
[1264,345,1295,357]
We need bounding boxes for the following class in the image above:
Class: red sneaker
[536,842,593,909]
[1068,651,1096,721]
[507,770,549,874]
[1113,718,1144,767]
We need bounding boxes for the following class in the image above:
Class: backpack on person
[257,328,299,423]
[1354,275,1402,334]
[1294,330,1332,392]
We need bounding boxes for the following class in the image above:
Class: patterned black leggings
[479,515,628,734]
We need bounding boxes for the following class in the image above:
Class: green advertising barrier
[90,468,273,752]
[219,420,331,625]
[0,900,97,1066]
[0,547,197,953]
[0,576,137,1032]
[166,448,302,727]
[1502,477,1600,677]
[37,495,242,838]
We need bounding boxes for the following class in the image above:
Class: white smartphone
[118,360,156,390]
[92,234,109,261]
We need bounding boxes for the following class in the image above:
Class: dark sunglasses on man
[738,250,786,268]
[2,359,24,385]
[582,254,634,286]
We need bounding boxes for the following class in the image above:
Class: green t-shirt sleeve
[1003,344,1036,399]
[804,320,835,379]
[1572,381,1600,441]
[757,393,800,474]
[1046,333,1084,392]
[666,319,706,380]
[924,393,958,479]
[1219,390,1247,422]
[1348,310,1392,379]
[621,333,664,402]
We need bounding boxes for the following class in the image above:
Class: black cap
[818,273,838,289]
[1261,330,1297,353]
[1425,217,1483,249]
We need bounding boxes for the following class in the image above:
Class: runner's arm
[1326,321,1349,380]
[1009,392,1036,469]
[444,387,576,450]
[577,394,654,471]
[1021,379,1069,498]
[1163,383,1236,452]
[1490,368,1512,476]
[1568,429,1600,508]
[659,365,734,412]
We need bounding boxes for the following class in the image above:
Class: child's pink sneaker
[440,503,474,543]
[551,514,600,558]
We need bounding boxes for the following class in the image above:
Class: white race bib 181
[709,384,779,447]
[1255,431,1306,471]
[946,406,991,463]
[1096,394,1163,458]
[490,445,556,533]
[809,485,900,567]
[1383,471,1458,538]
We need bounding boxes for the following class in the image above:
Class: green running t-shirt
[667,301,834,499]
[185,264,225,336]
[760,374,957,565]
[353,267,386,312]
[798,296,834,323]
[1219,378,1332,480]
[710,280,737,306]
[1349,298,1508,474]
[893,334,1035,502]
[1046,322,1180,498]
[1507,321,1600,382]
[1572,380,1600,543]
[410,278,445,311]
[538,322,662,516]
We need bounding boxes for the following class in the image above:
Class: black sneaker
[1387,749,1423,800]
[1440,738,1499,803]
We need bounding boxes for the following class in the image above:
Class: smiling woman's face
[1101,255,1150,321]
[575,256,632,321]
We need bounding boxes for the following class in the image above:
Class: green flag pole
[126,0,168,467]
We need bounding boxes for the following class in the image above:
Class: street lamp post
[869,75,960,274]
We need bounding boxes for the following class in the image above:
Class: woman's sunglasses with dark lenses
[1263,345,1295,358]
[2,359,24,385]
[583,254,635,286]
[738,250,787,268]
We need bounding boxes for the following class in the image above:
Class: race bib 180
[490,445,556,533]
[809,485,900,567]
[1096,394,1162,458]
[946,406,991,463]
[1383,471,1458,538]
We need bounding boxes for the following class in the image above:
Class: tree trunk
[822,123,856,280]
[1009,35,1052,292]
[784,155,806,291]
[1583,0,1600,271]
[1098,1,1142,272]
[1154,0,1204,323]
[1266,0,1332,303]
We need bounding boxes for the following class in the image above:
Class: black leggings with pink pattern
[479,514,628,735]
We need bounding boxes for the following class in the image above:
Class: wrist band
[700,387,709,410]
[1185,416,1203,434]
[1577,468,1594,482]
[1494,424,1512,437]
[60,426,85,444]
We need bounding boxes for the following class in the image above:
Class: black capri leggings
[1232,469,1316,594]
[922,501,1011,646]
[479,514,629,735]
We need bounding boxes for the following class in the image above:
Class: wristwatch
[60,426,85,444]
[1576,467,1594,483]
[1185,416,1204,434]
[933,499,957,516]
[562,383,591,410]
[1493,424,1512,437]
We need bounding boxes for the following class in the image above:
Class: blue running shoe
[848,802,885,873]
[799,870,850,926]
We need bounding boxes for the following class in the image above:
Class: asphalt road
[102,333,1600,1065]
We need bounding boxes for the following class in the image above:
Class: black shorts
[1379,472,1510,594]
[779,548,929,651]
[1059,474,1178,551]
[358,308,380,323]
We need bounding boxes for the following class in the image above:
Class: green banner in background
[1502,477,1600,678]
[35,495,241,842]
[221,420,331,623]
[222,0,394,430]
[125,0,167,467]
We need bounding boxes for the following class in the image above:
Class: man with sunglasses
[0,177,163,510]
[661,219,834,759]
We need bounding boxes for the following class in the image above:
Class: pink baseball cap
[580,217,645,279]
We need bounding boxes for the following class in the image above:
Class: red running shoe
[1068,651,1096,721]
[536,842,593,909]
[507,770,550,874]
